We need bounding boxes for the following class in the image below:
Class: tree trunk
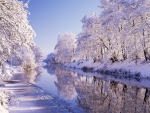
[144,50,148,61]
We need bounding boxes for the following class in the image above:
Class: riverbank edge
[64,60,150,79]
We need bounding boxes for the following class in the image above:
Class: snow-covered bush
[22,51,37,71]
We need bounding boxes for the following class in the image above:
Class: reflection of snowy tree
[34,67,42,83]
[55,67,77,100]
[44,65,56,75]
[25,69,37,84]
[24,66,42,84]
[75,76,150,113]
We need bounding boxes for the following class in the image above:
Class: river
[1,65,150,113]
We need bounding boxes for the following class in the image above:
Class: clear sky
[21,0,100,56]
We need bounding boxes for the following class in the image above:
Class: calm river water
[31,65,150,113]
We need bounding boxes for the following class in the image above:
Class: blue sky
[21,0,100,56]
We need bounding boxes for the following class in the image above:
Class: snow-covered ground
[0,74,86,113]
[0,64,86,113]
[0,64,23,113]
[66,59,150,78]
[0,89,13,113]
[0,63,23,81]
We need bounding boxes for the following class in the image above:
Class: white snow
[51,0,150,79]
[0,105,9,113]
[0,89,12,113]
[66,60,150,77]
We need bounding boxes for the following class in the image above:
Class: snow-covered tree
[122,0,150,61]
[75,0,150,63]
[55,32,76,63]
[75,14,107,63]
[10,56,22,66]
[31,46,42,63]
[22,50,37,71]
[0,0,35,69]
[45,52,56,64]
[52,0,150,65]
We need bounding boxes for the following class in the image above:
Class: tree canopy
[54,0,150,64]
[0,0,35,67]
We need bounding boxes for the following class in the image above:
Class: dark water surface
[34,65,150,113]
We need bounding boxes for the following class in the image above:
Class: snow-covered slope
[66,60,150,78]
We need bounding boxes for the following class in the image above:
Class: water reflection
[46,65,150,113]
[76,77,150,113]
[55,67,77,100]
[43,65,56,75]
[24,67,42,84]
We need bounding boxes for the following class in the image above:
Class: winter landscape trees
[0,0,42,112]
[54,32,76,63]
[0,0,42,72]
[0,0,42,89]
[54,0,150,66]
[0,0,35,62]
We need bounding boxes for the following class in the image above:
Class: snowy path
[0,74,85,113]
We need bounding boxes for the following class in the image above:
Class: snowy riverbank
[0,89,13,113]
[0,64,22,113]
[65,59,150,78]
